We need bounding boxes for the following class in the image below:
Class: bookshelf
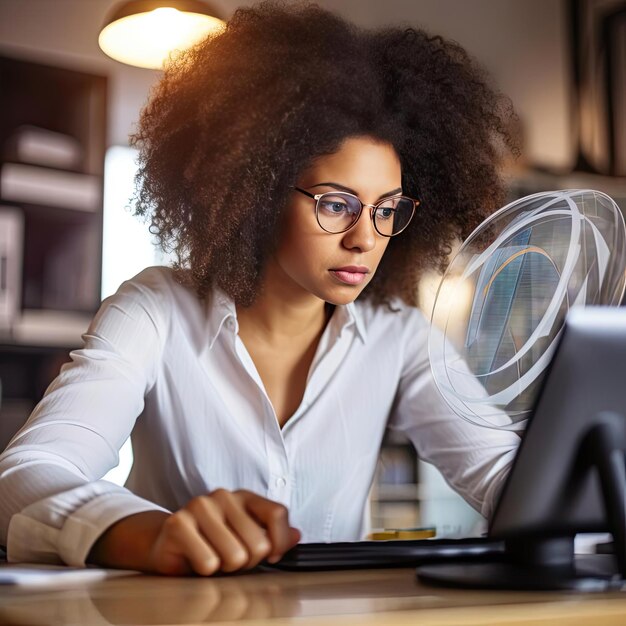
[370,431,420,530]
[0,55,107,450]
[370,431,485,537]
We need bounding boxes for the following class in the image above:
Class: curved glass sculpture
[429,189,626,430]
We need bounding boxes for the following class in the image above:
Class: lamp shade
[99,0,225,69]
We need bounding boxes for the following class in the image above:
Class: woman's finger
[211,489,272,568]
[240,492,301,562]
[187,495,251,572]
[153,509,221,576]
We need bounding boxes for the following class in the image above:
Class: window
[101,145,173,485]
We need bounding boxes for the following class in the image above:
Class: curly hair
[131,0,518,307]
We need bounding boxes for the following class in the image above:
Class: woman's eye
[320,201,349,215]
[378,207,394,219]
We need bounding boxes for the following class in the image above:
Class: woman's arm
[0,269,171,566]
[88,490,300,575]
[387,310,520,519]
[0,268,301,573]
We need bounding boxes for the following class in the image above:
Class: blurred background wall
[0,0,573,167]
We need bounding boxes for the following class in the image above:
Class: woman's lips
[329,266,369,285]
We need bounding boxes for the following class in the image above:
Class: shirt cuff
[8,491,169,567]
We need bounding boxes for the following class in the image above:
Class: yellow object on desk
[368,527,436,540]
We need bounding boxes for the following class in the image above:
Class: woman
[0,1,520,576]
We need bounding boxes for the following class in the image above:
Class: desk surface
[1,566,626,626]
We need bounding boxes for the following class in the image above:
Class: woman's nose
[341,208,377,252]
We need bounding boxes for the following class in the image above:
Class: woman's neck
[235,263,329,345]
[237,295,327,345]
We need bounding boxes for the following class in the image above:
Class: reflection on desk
[1,567,626,625]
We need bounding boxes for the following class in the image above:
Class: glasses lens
[316,192,362,233]
[375,196,415,236]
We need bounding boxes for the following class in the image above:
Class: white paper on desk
[0,564,139,588]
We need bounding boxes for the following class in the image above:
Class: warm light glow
[99,7,225,69]
[428,271,475,345]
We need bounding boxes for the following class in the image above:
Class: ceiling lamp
[99,0,226,69]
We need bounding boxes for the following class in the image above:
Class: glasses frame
[293,187,419,237]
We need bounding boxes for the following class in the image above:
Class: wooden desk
[1,567,626,625]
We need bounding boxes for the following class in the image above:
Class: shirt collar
[205,288,367,349]
[205,288,238,350]
[333,300,367,344]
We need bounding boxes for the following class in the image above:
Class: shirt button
[226,318,235,330]
[275,477,287,488]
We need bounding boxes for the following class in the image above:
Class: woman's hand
[88,489,301,576]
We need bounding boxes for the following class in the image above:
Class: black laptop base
[268,537,505,571]
[417,554,622,591]
[417,536,625,591]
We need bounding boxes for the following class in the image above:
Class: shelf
[0,54,106,348]
[0,54,106,442]
[0,309,90,348]
[371,483,419,502]
[0,163,101,212]
[505,168,626,209]
[0,56,106,176]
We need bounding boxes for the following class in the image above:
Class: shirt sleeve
[387,309,520,520]
[0,268,172,566]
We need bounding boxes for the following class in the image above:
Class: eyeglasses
[293,187,419,237]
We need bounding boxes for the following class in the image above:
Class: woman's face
[272,135,402,306]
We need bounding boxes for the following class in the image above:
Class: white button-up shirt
[0,267,519,566]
